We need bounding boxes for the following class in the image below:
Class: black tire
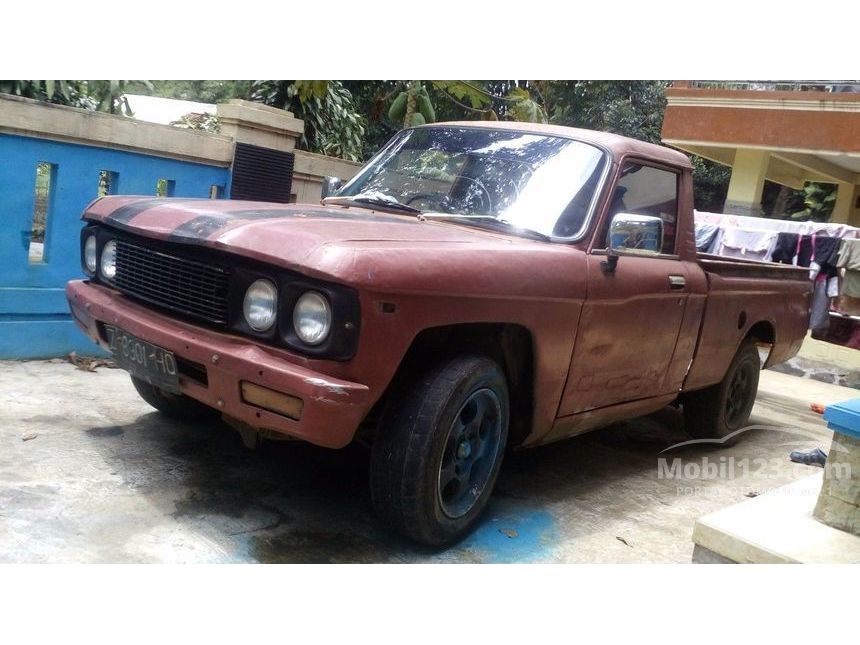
[683,339,760,443]
[130,375,217,422]
[370,355,509,547]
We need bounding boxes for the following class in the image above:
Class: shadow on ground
[70,401,819,563]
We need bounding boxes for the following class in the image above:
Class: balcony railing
[684,80,860,93]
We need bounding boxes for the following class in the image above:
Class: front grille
[114,239,231,325]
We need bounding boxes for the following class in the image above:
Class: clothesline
[694,211,860,239]
[693,211,860,351]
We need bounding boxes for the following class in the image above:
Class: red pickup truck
[67,122,811,545]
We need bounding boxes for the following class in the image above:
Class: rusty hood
[83,196,585,298]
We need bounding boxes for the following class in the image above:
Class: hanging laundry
[815,236,841,269]
[694,223,720,252]
[811,235,841,279]
[715,228,777,262]
[837,238,860,299]
[796,235,814,267]
[809,274,831,335]
[771,232,800,264]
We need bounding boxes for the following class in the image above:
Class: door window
[607,162,679,255]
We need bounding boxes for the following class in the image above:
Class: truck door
[559,161,690,415]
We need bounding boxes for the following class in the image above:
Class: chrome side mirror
[608,213,663,255]
[321,176,343,200]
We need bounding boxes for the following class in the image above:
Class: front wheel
[370,355,509,547]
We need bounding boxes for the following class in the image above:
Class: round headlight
[84,235,97,273]
[100,240,117,280]
[243,279,278,332]
[293,291,331,345]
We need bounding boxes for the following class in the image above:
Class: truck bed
[682,253,812,392]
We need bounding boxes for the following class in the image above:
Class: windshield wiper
[418,213,551,242]
[323,191,422,214]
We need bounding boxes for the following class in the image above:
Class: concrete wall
[0,94,360,359]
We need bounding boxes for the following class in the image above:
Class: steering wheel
[404,193,451,211]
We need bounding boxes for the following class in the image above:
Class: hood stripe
[166,207,415,243]
[105,198,167,224]
[92,198,419,245]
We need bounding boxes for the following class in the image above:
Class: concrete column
[216,99,305,153]
[814,399,860,536]
[723,149,770,216]
[851,185,860,228]
[831,182,855,224]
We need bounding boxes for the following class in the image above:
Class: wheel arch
[363,322,536,449]
[744,319,777,367]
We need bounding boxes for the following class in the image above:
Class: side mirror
[608,213,663,255]
[602,213,663,274]
[321,176,343,200]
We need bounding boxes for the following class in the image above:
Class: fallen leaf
[68,352,116,371]
[21,432,38,442]
[499,528,518,539]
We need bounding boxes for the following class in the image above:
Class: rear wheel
[370,355,509,547]
[130,375,216,422]
[683,339,760,443]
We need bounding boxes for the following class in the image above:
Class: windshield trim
[336,125,614,244]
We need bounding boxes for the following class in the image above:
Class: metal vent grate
[230,142,295,203]
[113,239,231,325]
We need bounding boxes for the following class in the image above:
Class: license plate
[105,325,181,394]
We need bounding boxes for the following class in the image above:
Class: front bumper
[66,280,370,449]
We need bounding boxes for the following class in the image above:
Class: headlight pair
[83,233,117,281]
[242,279,331,346]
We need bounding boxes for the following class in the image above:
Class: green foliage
[541,80,668,143]
[690,156,732,212]
[0,80,151,115]
[789,182,838,222]
[250,80,366,161]
[505,86,546,123]
[0,80,88,107]
[292,80,329,104]
[432,81,492,109]
[141,80,252,104]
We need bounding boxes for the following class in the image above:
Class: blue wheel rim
[437,388,503,519]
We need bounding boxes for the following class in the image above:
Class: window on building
[156,179,176,197]
[29,162,56,264]
[98,170,119,197]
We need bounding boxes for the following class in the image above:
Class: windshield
[336,127,608,239]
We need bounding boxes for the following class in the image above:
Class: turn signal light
[240,381,304,420]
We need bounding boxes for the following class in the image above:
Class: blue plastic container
[823,398,860,440]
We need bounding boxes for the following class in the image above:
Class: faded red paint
[67,123,811,450]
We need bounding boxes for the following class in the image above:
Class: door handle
[668,275,686,290]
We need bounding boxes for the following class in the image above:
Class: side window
[607,162,679,255]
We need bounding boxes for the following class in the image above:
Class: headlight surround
[292,291,331,345]
[243,279,278,332]
[100,240,117,280]
[84,234,97,274]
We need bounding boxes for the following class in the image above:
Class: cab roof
[420,121,692,170]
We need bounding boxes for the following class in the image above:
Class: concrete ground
[0,360,855,563]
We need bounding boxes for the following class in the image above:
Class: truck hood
[84,196,585,298]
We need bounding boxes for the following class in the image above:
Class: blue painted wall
[0,133,230,359]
